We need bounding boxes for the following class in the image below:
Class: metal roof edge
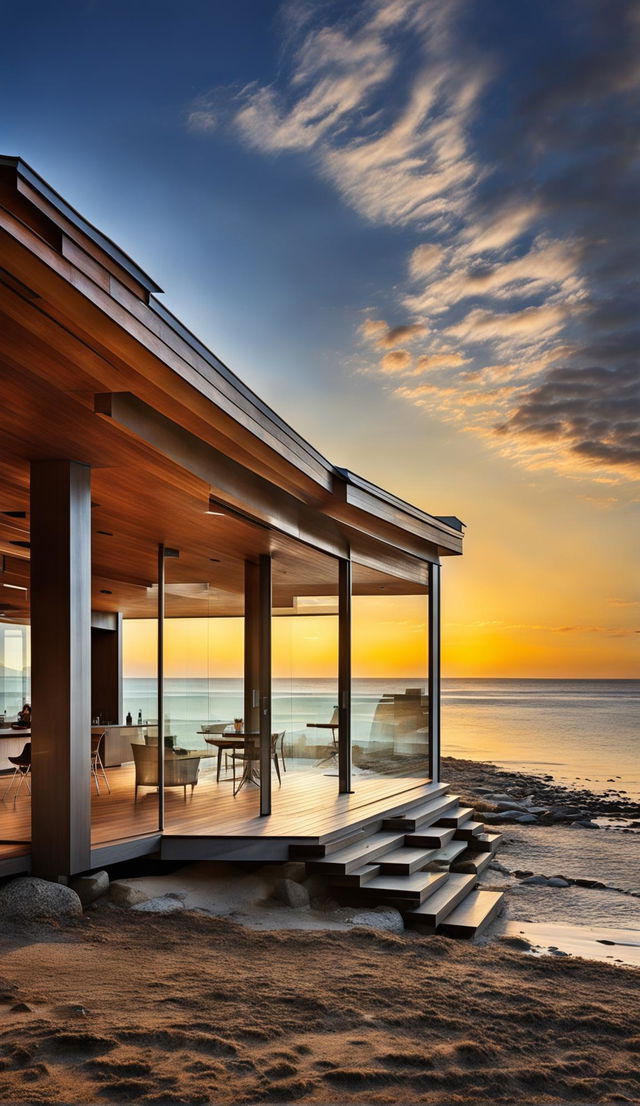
[0,155,163,294]
[149,297,334,475]
[335,468,465,537]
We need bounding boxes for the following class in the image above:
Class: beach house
[0,157,502,934]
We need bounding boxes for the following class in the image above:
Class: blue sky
[2,0,638,674]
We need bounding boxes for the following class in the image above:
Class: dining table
[200,730,260,791]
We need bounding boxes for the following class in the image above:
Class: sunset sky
[4,0,638,677]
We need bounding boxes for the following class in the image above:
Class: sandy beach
[1,909,639,1105]
[1,755,639,1104]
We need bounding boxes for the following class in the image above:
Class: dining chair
[230,732,285,796]
[131,743,200,802]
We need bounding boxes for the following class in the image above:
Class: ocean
[123,677,640,800]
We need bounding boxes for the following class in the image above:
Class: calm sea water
[123,677,640,800]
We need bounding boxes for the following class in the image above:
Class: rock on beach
[0,876,82,924]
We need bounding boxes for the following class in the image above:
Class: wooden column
[30,460,91,878]
[243,561,260,734]
[258,554,272,817]
[338,558,353,794]
[428,561,441,783]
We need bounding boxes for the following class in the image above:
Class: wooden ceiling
[0,347,426,623]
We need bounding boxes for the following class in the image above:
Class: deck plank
[0,762,437,859]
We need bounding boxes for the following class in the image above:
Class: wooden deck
[1,761,438,870]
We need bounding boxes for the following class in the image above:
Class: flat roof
[0,155,464,552]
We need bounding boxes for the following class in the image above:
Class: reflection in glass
[352,587,430,781]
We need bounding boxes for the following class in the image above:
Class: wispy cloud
[188,0,640,479]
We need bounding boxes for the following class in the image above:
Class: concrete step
[436,805,475,828]
[377,846,439,875]
[384,794,460,832]
[306,831,406,875]
[405,826,456,850]
[466,831,503,854]
[356,868,449,905]
[454,819,486,842]
[438,889,505,938]
[290,824,374,859]
[403,873,477,929]
[331,863,381,888]
[423,839,467,869]
[452,851,493,877]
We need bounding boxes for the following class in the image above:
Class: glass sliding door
[272,540,339,810]
[163,545,245,832]
[351,563,430,785]
[0,608,31,857]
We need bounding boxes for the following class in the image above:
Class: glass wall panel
[351,568,430,784]
[0,602,32,856]
[272,544,339,810]
[164,550,245,832]
[91,546,160,847]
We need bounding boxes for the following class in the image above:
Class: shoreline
[440,753,640,825]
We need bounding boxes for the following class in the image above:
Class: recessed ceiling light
[206,510,225,516]
[3,583,28,591]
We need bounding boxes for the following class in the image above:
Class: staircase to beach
[291,783,505,938]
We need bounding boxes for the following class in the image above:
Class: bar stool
[91,730,110,794]
[2,742,31,801]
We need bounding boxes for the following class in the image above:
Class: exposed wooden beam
[95,392,349,560]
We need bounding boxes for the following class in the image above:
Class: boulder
[515,814,538,825]
[546,877,570,888]
[272,878,310,908]
[132,895,186,914]
[260,861,307,884]
[302,875,331,902]
[351,907,404,934]
[0,877,82,924]
[70,871,109,906]
[520,875,550,886]
[495,801,530,813]
[109,880,152,908]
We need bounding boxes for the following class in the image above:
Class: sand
[1,909,639,1105]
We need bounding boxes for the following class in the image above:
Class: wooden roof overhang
[0,156,464,622]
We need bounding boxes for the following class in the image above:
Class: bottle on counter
[126,711,132,727]
[137,710,143,725]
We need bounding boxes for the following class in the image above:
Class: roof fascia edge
[149,297,334,478]
[336,468,465,543]
[0,155,162,294]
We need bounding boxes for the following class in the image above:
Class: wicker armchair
[131,742,200,802]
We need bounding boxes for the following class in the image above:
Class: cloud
[409,243,444,278]
[462,202,541,254]
[380,349,412,373]
[448,303,570,343]
[359,318,388,344]
[495,360,640,471]
[191,0,640,479]
[379,323,427,347]
[414,351,468,370]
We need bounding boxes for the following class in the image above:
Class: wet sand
[1,909,639,1105]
